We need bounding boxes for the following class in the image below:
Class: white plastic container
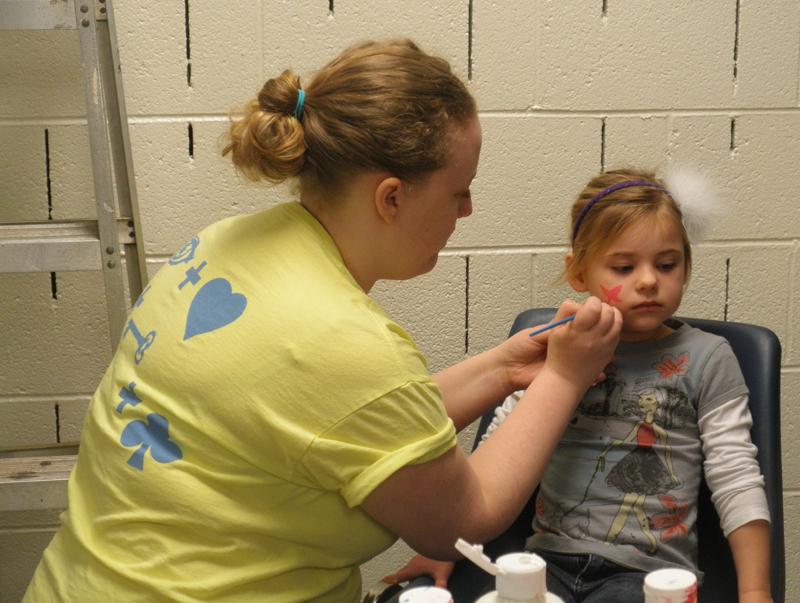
[643,568,698,603]
[398,585,453,603]
[455,539,564,603]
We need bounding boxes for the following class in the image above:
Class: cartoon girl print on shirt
[599,387,680,554]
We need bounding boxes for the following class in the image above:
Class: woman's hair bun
[222,70,306,182]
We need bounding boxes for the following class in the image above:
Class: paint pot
[643,568,698,603]
[474,552,564,603]
[398,586,453,603]
[455,540,564,603]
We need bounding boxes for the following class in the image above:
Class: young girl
[387,169,772,603]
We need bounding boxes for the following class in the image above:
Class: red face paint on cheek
[601,284,622,304]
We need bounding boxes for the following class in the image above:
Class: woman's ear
[373,176,404,225]
[565,253,588,292]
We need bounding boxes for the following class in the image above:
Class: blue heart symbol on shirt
[184,278,247,340]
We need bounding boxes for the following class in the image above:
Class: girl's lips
[633,302,662,311]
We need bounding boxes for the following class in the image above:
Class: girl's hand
[738,592,773,603]
[383,555,456,589]
[542,297,621,392]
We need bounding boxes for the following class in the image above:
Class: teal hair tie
[294,89,305,120]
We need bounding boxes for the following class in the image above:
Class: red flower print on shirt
[650,494,689,542]
[653,353,689,378]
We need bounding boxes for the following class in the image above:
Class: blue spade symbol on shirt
[184,278,247,340]
[120,413,183,471]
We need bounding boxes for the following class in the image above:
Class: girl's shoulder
[664,318,731,352]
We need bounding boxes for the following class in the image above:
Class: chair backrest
[477,309,784,603]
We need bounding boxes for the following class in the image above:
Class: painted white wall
[1,1,799,601]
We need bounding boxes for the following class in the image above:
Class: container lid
[495,552,547,601]
[643,567,698,602]
[398,586,453,603]
[455,538,500,576]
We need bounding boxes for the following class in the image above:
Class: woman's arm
[433,309,561,430]
[362,297,622,559]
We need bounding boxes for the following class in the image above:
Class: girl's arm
[728,520,772,603]
[699,394,772,602]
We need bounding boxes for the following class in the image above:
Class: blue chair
[368,309,784,603]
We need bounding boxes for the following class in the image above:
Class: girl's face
[570,212,687,343]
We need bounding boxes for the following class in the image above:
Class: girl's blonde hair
[222,39,476,196]
[566,169,692,282]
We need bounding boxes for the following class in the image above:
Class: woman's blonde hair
[566,169,692,282]
[222,39,476,195]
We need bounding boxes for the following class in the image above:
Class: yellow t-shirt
[24,202,456,602]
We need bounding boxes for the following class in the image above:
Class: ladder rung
[0,219,135,273]
[0,0,77,30]
[0,455,75,512]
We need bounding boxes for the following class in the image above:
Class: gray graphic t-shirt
[527,319,748,577]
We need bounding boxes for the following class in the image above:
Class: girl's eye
[612,266,633,274]
[658,262,677,272]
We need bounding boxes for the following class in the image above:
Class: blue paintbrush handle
[528,314,575,337]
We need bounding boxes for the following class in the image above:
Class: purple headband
[571,180,667,243]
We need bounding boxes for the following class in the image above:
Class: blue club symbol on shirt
[120,413,183,471]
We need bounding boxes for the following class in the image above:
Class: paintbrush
[528,314,575,337]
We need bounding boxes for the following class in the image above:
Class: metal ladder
[0,0,147,349]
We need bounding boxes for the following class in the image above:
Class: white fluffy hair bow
[661,167,721,243]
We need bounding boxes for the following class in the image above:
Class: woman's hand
[498,325,549,392]
[383,555,456,589]
[499,298,619,393]
[542,297,621,393]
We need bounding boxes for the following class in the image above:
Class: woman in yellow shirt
[24,38,621,602]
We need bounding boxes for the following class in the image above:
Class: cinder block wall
[1,1,798,600]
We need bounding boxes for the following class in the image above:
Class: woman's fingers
[573,297,621,338]
[382,556,455,587]
[553,298,581,322]
[569,296,602,331]
[544,297,622,390]
[597,301,620,337]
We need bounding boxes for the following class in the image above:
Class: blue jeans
[539,551,647,603]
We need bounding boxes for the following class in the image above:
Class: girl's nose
[636,268,658,291]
